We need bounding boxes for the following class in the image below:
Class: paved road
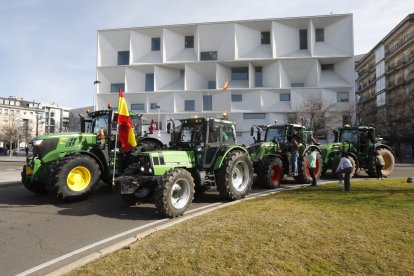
[0,161,413,275]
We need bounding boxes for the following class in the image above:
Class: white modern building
[95,14,355,144]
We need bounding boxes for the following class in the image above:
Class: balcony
[384,31,414,58]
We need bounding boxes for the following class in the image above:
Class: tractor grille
[33,138,59,159]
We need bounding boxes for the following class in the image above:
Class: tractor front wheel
[264,157,284,188]
[216,151,253,200]
[154,168,195,218]
[49,155,101,201]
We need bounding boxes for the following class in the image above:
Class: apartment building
[0,97,71,150]
[95,14,355,144]
[0,97,44,149]
[356,13,414,160]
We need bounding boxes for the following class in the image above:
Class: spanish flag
[223,80,229,91]
[117,88,137,152]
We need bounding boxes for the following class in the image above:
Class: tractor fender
[302,145,322,154]
[137,137,165,150]
[374,144,393,154]
[213,145,250,170]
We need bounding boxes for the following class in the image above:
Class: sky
[0,0,413,109]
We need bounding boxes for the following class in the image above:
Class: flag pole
[112,123,119,187]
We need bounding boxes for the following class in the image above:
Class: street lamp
[93,80,101,111]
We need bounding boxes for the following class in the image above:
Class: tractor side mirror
[167,122,171,134]
[257,129,261,143]
[250,126,254,136]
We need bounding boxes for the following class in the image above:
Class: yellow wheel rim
[67,166,92,192]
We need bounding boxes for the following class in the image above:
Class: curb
[45,183,311,276]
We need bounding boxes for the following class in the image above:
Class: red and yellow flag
[223,80,229,91]
[117,88,137,152]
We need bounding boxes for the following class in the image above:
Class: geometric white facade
[96,14,354,144]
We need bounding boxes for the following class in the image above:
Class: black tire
[49,155,101,201]
[216,150,253,200]
[263,157,284,188]
[154,168,195,218]
[294,151,322,184]
[21,165,47,195]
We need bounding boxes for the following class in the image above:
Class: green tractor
[320,125,395,177]
[115,117,254,218]
[248,124,322,188]
[21,108,164,201]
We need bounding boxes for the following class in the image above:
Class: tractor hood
[31,132,99,162]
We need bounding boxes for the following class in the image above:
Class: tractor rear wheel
[264,157,284,188]
[154,168,195,218]
[372,148,395,177]
[216,150,253,200]
[294,150,322,184]
[49,155,101,201]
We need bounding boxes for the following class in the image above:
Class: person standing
[307,147,318,186]
[336,152,353,192]
[374,151,385,180]
[25,147,29,156]
[290,137,299,176]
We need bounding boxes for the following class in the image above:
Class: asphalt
[1,153,413,275]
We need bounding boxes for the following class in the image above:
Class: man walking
[336,152,353,192]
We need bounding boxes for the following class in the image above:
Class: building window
[200,51,217,61]
[231,67,248,80]
[185,36,194,48]
[150,103,159,110]
[111,83,125,93]
[291,83,305,87]
[203,95,212,111]
[261,31,270,44]
[151,37,161,51]
[232,94,242,102]
[243,113,265,119]
[131,103,145,111]
[255,67,262,87]
[315,28,324,42]
[321,64,334,71]
[145,74,154,91]
[208,81,216,89]
[117,51,129,65]
[185,100,195,111]
[299,29,307,50]
[280,93,290,101]
[376,92,386,107]
[337,92,349,102]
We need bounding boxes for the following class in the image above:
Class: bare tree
[296,97,338,140]
[67,111,82,132]
[0,114,24,156]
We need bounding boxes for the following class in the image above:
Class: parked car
[0,148,8,155]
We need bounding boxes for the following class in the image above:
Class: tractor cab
[168,117,236,169]
[338,126,375,155]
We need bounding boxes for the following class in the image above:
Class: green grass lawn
[71,179,414,275]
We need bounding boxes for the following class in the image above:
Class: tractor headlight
[33,140,43,146]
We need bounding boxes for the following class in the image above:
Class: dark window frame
[231,67,249,81]
[145,73,154,91]
[184,100,195,111]
[299,29,308,50]
[185,36,194,48]
[131,103,145,111]
[117,51,129,65]
[315,28,325,42]
[200,51,217,61]
[231,94,242,102]
[280,93,291,101]
[203,95,213,111]
[111,83,125,93]
[151,37,161,51]
[261,31,270,45]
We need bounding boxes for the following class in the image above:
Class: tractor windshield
[90,115,109,133]
[180,123,206,144]
[265,127,285,143]
[340,129,358,144]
